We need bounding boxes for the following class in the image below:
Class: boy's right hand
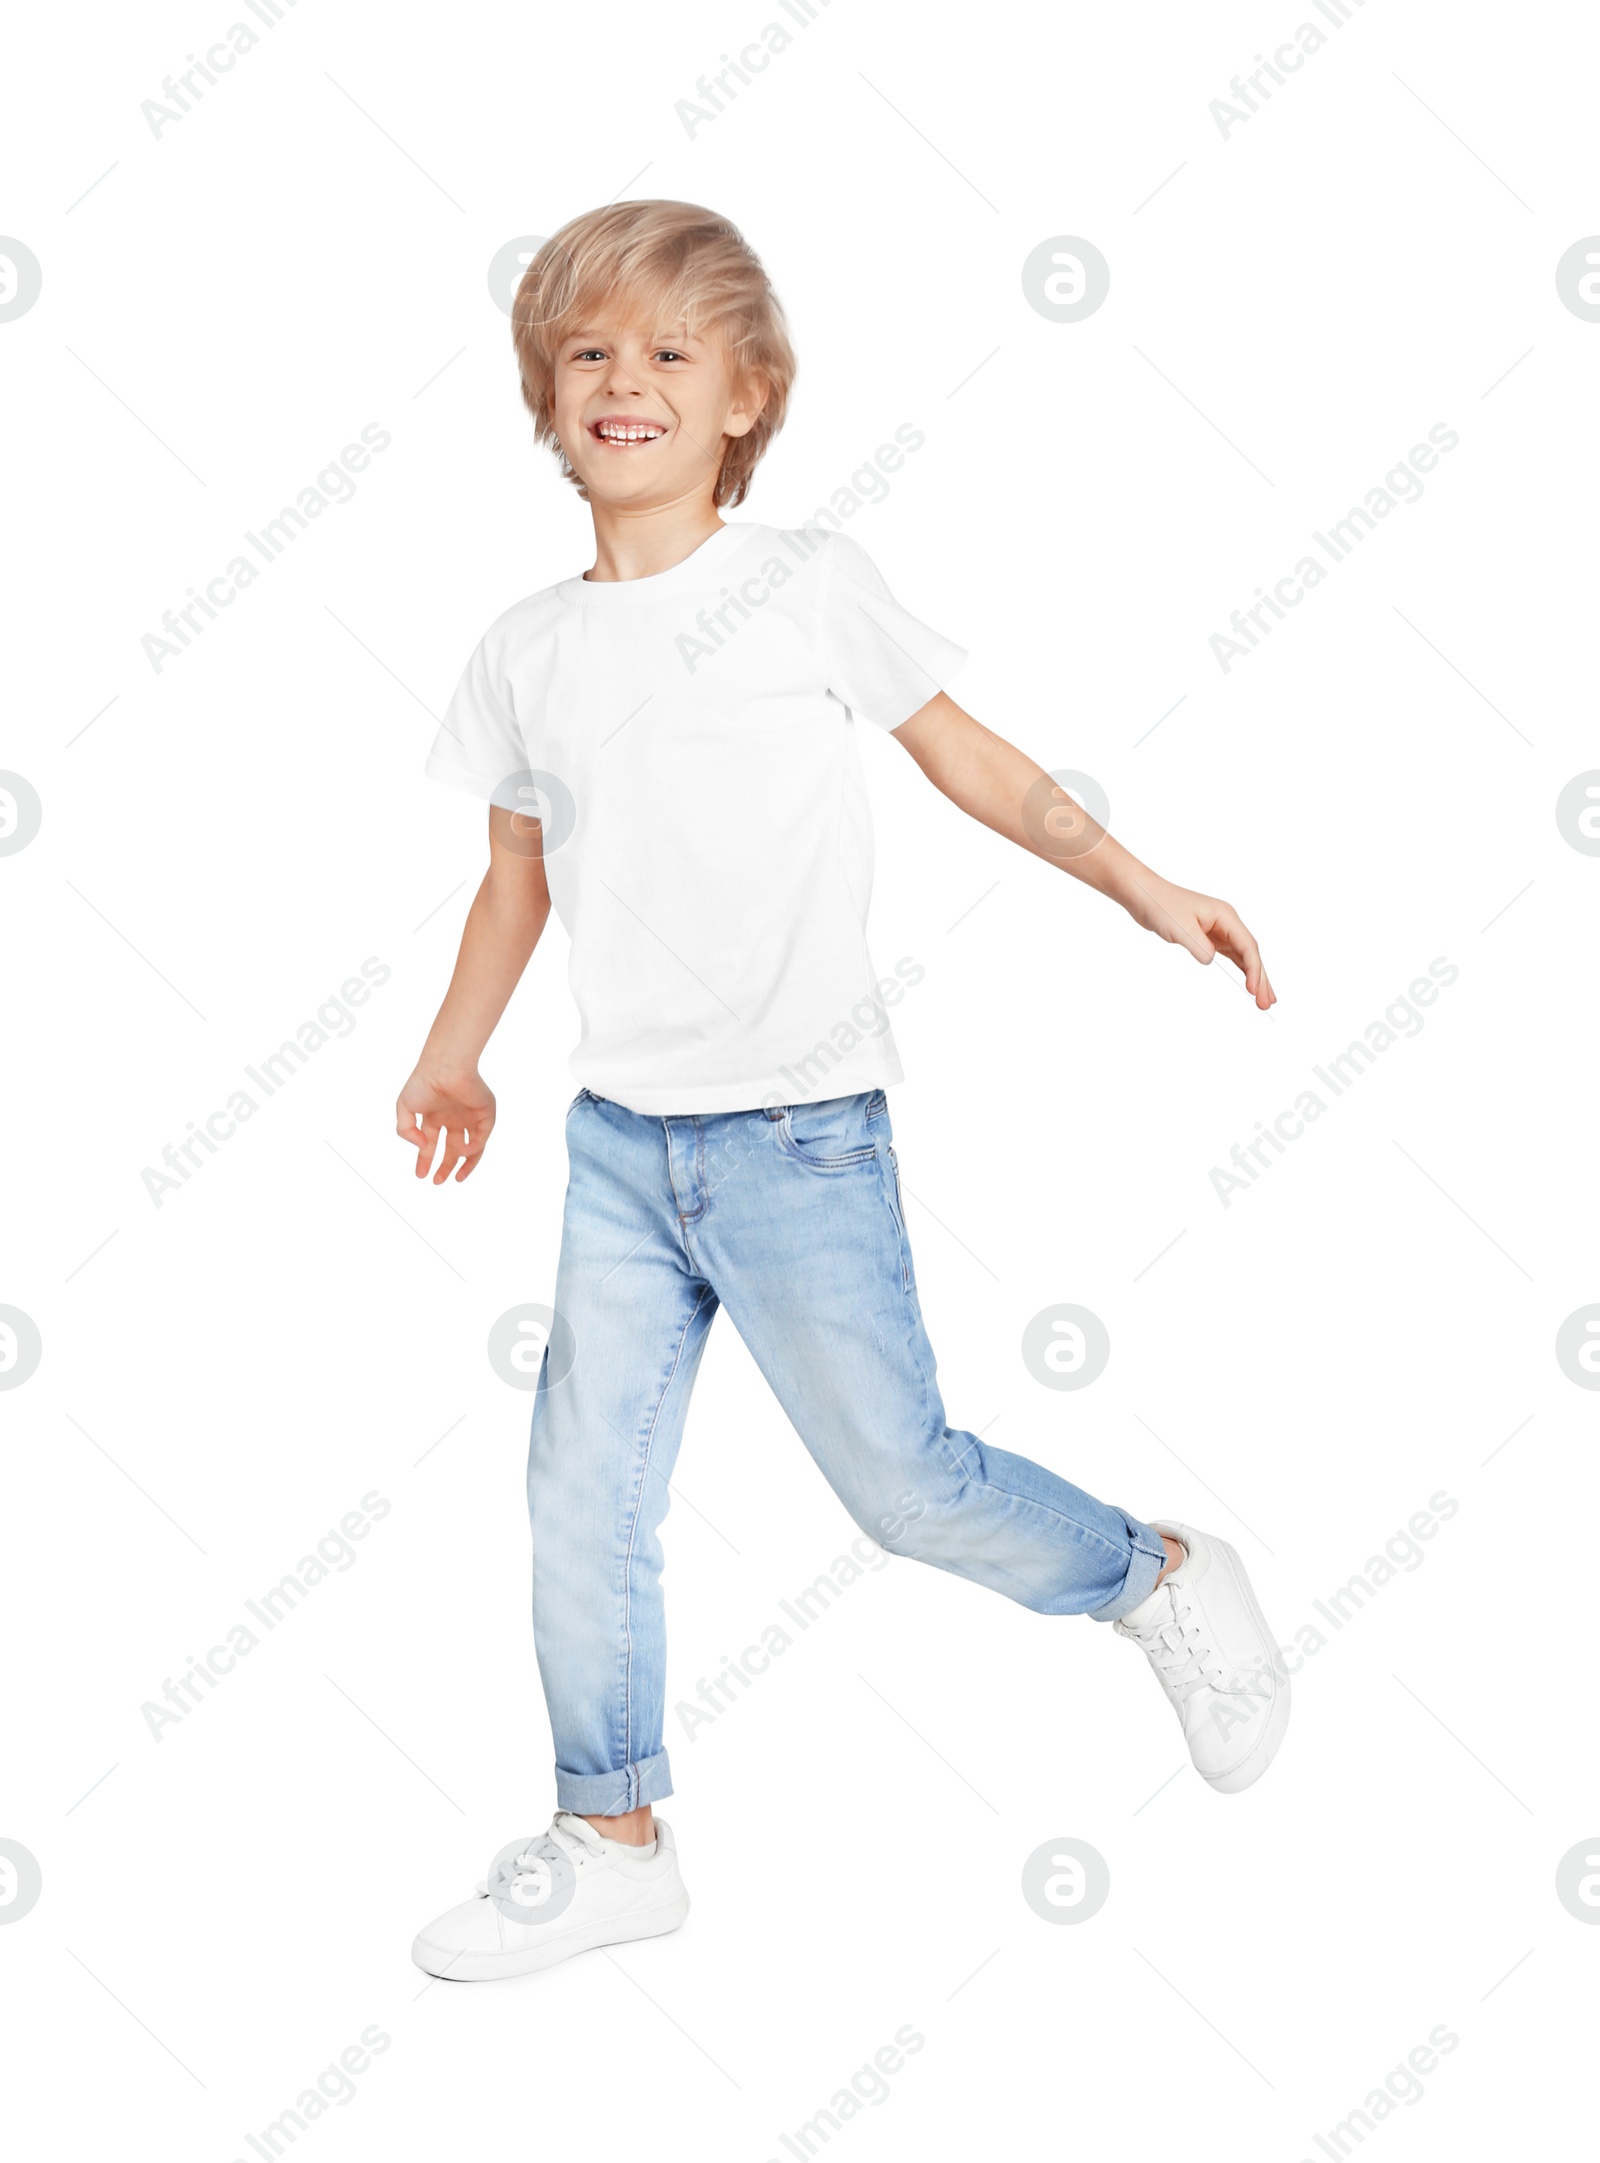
[396,1062,497,1183]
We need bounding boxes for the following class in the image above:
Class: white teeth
[598,423,662,441]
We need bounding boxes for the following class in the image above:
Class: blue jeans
[528,1087,1167,1814]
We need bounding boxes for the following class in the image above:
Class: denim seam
[928,1446,1141,1571]
[922,1426,1141,1608]
[618,1283,714,1781]
[881,1144,913,1292]
[1091,1540,1167,1622]
[662,1118,703,1231]
[987,1497,1136,1566]
[775,1113,877,1169]
[553,1751,673,1813]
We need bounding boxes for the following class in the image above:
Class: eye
[571,347,607,363]
[654,349,688,364]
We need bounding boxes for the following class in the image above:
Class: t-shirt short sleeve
[816,531,968,731]
[424,624,528,803]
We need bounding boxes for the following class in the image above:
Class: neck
[585,491,725,583]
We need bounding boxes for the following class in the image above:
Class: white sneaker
[1114,1520,1289,1794]
[412,1811,690,1982]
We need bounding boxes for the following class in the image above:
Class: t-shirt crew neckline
[557,522,748,606]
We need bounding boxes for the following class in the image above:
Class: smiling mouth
[590,418,668,446]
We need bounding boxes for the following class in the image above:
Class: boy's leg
[688,1092,1168,1620]
[686,1090,1288,1793]
[528,1093,719,1820]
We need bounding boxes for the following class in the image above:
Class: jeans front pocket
[774,1094,879,1169]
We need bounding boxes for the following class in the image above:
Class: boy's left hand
[891,696,1276,1011]
[1118,873,1276,1009]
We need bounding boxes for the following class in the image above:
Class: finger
[1171,917,1215,964]
[1222,912,1264,993]
[432,1125,466,1184]
[1204,906,1275,1010]
[1174,913,1215,964]
[413,1116,441,1179]
[437,1124,479,1184]
[1222,920,1276,1009]
[1202,904,1254,977]
[453,1106,495,1180]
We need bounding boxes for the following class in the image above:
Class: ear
[724,366,769,440]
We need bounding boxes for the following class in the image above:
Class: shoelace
[477,1816,595,1900]
[1123,1589,1231,1702]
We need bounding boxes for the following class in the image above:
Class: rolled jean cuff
[553,1749,674,1815]
[1086,1516,1169,1623]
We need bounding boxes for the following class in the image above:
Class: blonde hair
[510,201,795,509]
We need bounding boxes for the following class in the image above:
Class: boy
[402,201,1287,1983]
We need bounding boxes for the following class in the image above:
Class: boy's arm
[892,692,1275,1010]
[396,806,553,1182]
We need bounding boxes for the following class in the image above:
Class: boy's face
[551,313,764,512]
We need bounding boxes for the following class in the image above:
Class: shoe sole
[412,1888,690,1983]
[1201,1534,1291,1795]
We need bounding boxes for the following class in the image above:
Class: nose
[599,352,643,399]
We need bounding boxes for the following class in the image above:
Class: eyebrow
[565,330,697,346]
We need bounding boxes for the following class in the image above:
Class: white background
[4,0,1597,2154]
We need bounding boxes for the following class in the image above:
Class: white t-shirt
[425,521,967,1115]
